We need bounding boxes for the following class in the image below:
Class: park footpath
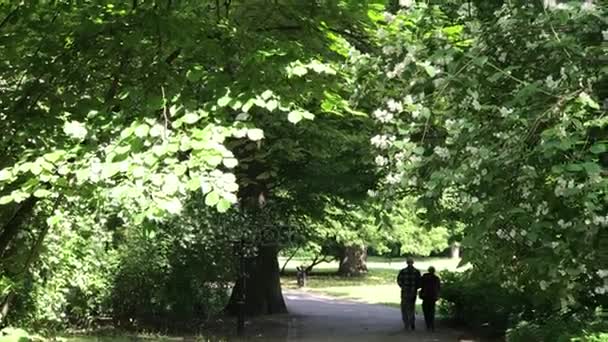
[230,290,486,342]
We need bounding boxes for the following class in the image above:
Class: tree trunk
[450,242,461,259]
[227,245,287,316]
[338,245,368,276]
[0,196,38,258]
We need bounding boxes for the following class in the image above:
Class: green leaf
[0,169,12,181]
[266,99,278,112]
[261,90,273,100]
[63,121,88,140]
[33,189,52,198]
[162,174,180,195]
[135,124,150,138]
[565,164,583,172]
[217,95,232,107]
[223,158,238,168]
[183,112,200,124]
[30,163,43,176]
[292,65,308,77]
[242,99,255,113]
[206,155,223,167]
[160,198,182,214]
[288,111,303,124]
[413,147,425,155]
[44,150,66,163]
[217,198,232,213]
[149,124,164,137]
[205,191,220,206]
[101,163,121,179]
[590,144,606,154]
[187,176,201,191]
[583,162,601,174]
[423,64,439,77]
[0,195,13,205]
[578,92,600,109]
[247,129,264,141]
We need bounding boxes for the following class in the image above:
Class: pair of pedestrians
[397,258,441,331]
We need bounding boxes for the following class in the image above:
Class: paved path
[234,290,473,342]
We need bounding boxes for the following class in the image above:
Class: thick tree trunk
[338,245,368,276]
[227,245,287,316]
[450,242,461,259]
[0,196,38,258]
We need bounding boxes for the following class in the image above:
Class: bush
[439,269,530,336]
[506,308,608,342]
[110,228,234,332]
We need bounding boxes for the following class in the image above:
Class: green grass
[280,256,463,310]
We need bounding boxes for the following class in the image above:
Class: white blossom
[545,75,559,89]
[377,28,388,40]
[370,134,394,149]
[383,12,396,23]
[373,109,394,123]
[403,95,414,105]
[399,0,414,8]
[382,45,399,56]
[387,62,406,79]
[386,99,403,113]
[499,107,513,117]
[386,173,402,184]
[603,30,608,41]
[433,146,450,159]
[597,270,608,278]
[375,155,388,166]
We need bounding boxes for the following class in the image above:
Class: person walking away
[397,257,421,330]
[420,266,441,332]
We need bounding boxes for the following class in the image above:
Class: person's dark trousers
[422,299,436,331]
[401,294,416,330]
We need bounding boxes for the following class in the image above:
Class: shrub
[506,308,608,342]
[439,269,530,336]
[110,228,234,332]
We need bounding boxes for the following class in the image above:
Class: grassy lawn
[280,256,465,310]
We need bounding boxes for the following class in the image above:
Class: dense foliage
[0,0,606,340]
[357,0,607,339]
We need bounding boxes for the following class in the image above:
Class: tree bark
[450,242,461,259]
[0,196,38,258]
[227,245,287,316]
[338,245,368,276]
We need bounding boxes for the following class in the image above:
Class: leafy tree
[357,0,607,319]
[0,0,382,321]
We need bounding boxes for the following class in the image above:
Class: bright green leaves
[589,143,606,154]
[63,120,88,140]
[287,110,315,124]
[216,198,232,213]
[0,169,12,182]
[186,65,205,82]
[578,92,600,110]
[246,128,264,141]
[286,59,337,78]
[183,111,203,124]
[134,123,150,138]
[204,191,220,206]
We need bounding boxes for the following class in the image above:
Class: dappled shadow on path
[227,290,475,342]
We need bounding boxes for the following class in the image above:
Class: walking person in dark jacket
[397,257,421,330]
[420,266,441,331]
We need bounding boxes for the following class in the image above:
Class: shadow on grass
[281,268,397,289]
